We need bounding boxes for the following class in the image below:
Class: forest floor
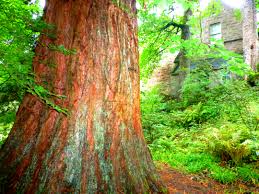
[158,163,259,194]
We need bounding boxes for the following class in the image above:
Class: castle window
[209,22,222,40]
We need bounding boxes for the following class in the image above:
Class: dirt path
[158,164,259,194]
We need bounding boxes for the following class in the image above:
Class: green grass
[151,148,236,184]
[209,165,237,184]
[151,144,259,184]
[237,165,259,184]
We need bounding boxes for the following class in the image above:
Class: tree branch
[160,21,185,31]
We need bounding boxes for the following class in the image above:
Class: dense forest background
[0,0,258,191]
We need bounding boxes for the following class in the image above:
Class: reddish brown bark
[0,0,166,193]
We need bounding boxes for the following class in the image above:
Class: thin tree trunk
[243,0,258,72]
[176,8,192,98]
[0,0,166,193]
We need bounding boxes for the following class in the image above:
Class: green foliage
[0,0,74,145]
[0,103,17,146]
[0,0,42,145]
[204,124,259,164]
[237,165,259,184]
[233,9,242,21]
[138,5,180,78]
[141,86,174,143]
[27,85,68,115]
[181,63,212,105]
[209,165,237,184]
[201,0,222,18]
[0,0,41,102]
[48,44,77,56]
[137,0,198,78]
[141,77,259,184]
[181,61,257,129]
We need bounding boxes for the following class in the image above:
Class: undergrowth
[141,78,259,185]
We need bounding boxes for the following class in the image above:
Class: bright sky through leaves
[221,0,244,8]
[40,0,45,8]
[201,0,244,9]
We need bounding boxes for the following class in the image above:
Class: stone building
[202,3,244,53]
[202,0,259,68]
[148,0,258,97]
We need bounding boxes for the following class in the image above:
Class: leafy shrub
[211,81,258,130]
[204,124,259,164]
[181,78,258,129]
[171,102,220,128]
[181,63,211,106]
[141,86,176,143]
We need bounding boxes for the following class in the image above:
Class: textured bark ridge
[0,0,166,193]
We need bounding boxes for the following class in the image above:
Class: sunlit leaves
[0,0,42,135]
[138,0,184,78]
[0,0,41,100]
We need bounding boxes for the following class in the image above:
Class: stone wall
[224,39,243,53]
[147,54,179,97]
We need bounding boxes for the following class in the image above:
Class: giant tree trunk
[0,0,166,193]
[243,0,258,72]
